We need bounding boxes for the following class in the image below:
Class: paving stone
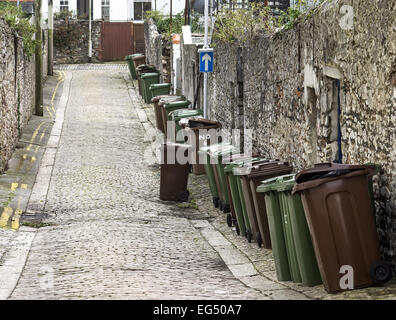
[8,67,267,300]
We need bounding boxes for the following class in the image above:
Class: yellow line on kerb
[0,208,13,228]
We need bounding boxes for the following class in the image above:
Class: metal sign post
[203,0,209,118]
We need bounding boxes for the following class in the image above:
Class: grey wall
[0,17,36,173]
[209,0,396,268]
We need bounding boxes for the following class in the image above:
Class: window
[60,0,69,12]
[134,0,151,21]
[102,0,110,21]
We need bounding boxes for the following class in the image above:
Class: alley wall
[209,0,396,267]
[53,19,102,64]
[0,17,36,173]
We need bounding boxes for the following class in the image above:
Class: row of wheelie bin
[127,54,223,203]
[127,54,392,294]
[198,143,392,293]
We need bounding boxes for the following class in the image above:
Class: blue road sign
[199,48,214,73]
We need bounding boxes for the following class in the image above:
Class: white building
[51,0,185,22]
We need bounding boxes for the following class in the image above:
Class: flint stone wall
[209,0,396,268]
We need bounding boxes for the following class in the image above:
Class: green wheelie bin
[141,73,161,103]
[162,100,191,137]
[208,146,241,213]
[149,83,172,99]
[224,157,260,237]
[199,143,233,209]
[257,176,292,282]
[275,175,322,287]
[125,54,144,80]
[170,109,203,142]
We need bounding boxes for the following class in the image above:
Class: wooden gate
[101,22,135,61]
[132,22,145,54]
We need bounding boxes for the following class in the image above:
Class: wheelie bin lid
[293,163,374,194]
[199,142,232,154]
[273,174,297,192]
[153,95,185,104]
[133,54,146,60]
[257,174,295,193]
[149,83,172,90]
[141,72,160,79]
[208,144,238,158]
[187,119,222,129]
[246,161,292,179]
[171,109,203,120]
[164,100,191,109]
[224,157,264,173]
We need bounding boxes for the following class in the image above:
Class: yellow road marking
[0,207,13,228]
[11,183,19,192]
[11,209,23,230]
[21,184,27,189]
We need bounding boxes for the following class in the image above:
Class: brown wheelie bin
[183,119,222,175]
[160,143,192,202]
[136,64,157,96]
[243,161,293,248]
[293,163,392,293]
[151,95,185,133]
[132,55,146,71]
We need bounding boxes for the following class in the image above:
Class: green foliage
[0,3,37,57]
[213,2,272,44]
[54,9,76,21]
[213,0,326,44]
[144,10,201,38]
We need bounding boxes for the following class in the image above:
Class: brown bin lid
[293,165,373,194]
[187,119,222,129]
[295,162,372,184]
[247,161,292,178]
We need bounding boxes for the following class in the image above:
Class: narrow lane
[10,67,266,299]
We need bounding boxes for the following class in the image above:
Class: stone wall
[0,17,36,173]
[209,0,396,268]
[53,19,102,64]
[144,19,164,81]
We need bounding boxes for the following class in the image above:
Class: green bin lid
[199,142,232,154]
[273,174,297,192]
[149,83,171,90]
[171,109,203,120]
[141,72,160,79]
[257,173,296,193]
[164,100,191,109]
[224,157,263,173]
[208,145,237,158]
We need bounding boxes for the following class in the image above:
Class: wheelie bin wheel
[226,213,233,227]
[370,260,392,285]
[235,222,240,235]
[177,190,190,202]
[256,232,262,248]
[223,204,231,214]
[246,231,252,243]
[213,197,219,208]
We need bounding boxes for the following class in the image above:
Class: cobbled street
[6,66,267,299]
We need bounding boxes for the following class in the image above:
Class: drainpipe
[35,0,43,116]
[48,0,53,76]
[88,0,92,62]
